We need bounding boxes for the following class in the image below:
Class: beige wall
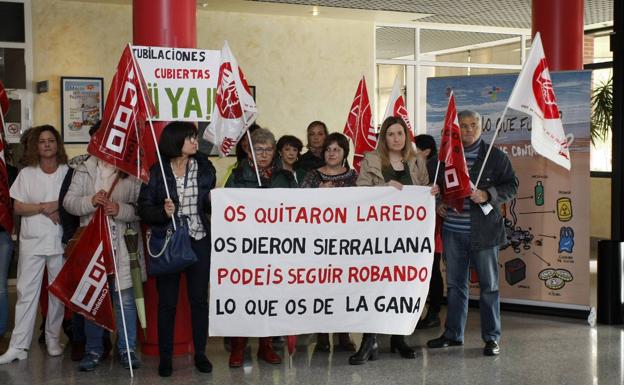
[591,177,611,239]
[30,0,374,183]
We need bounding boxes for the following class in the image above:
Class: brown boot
[257,337,281,364]
[229,337,247,368]
[338,333,357,351]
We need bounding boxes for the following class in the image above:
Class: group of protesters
[0,111,516,377]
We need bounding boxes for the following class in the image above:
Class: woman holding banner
[138,121,216,378]
[0,125,68,364]
[352,116,429,365]
[63,149,145,372]
[225,127,297,367]
[300,132,357,352]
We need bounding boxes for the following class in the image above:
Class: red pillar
[532,0,584,71]
[133,0,196,356]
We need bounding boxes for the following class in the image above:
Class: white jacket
[63,156,146,291]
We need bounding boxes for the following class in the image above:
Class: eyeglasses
[325,147,343,154]
[186,135,199,143]
[253,147,274,155]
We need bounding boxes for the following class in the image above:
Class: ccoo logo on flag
[532,58,560,120]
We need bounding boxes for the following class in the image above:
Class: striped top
[443,139,482,234]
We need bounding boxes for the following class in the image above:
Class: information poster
[427,71,591,310]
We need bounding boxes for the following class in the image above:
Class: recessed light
[311,6,320,16]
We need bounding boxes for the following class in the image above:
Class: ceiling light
[311,6,320,16]
[201,2,208,7]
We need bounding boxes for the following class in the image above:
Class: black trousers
[429,252,444,314]
[156,235,211,358]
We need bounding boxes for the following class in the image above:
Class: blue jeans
[0,231,14,336]
[85,286,137,354]
[442,228,501,343]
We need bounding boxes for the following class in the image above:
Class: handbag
[146,162,198,276]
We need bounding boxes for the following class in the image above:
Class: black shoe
[416,312,441,329]
[349,334,379,365]
[390,335,416,359]
[158,357,173,377]
[194,354,213,373]
[483,340,500,356]
[315,333,330,352]
[427,335,463,349]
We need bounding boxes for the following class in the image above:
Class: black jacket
[437,140,518,250]
[294,151,324,172]
[138,156,216,233]
[225,161,298,189]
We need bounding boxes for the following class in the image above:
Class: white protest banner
[131,45,220,121]
[209,186,435,337]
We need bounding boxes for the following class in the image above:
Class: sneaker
[79,352,102,371]
[120,351,141,369]
[46,339,64,357]
[0,347,28,365]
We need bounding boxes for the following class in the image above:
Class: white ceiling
[243,0,613,29]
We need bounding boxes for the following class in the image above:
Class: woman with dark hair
[351,116,429,365]
[225,127,296,368]
[0,125,69,364]
[294,120,328,172]
[414,134,443,329]
[63,130,144,371]
[138,121,216,377]
[276,134,305,184]
[300,132,357,352]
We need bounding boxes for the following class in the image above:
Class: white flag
[203,41,257,157]
[506,32,571,170]
[382,76,414,138]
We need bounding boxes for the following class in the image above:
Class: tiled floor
[0,244,617,384]
[0,307,621,385]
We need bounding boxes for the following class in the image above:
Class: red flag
[49,207,116,331]
[0,81,12,233]
[382,77,414,143]
[344,76,376,172]
[87,46,155,183]
[438,92,471,212]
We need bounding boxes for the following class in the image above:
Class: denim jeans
[84,286,137,354]
[442,228,501,343]
[0,231,13,336]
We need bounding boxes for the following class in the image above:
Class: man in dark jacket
[427,110,517,357]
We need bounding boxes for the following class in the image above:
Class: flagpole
[127,43,176,230]
[225,40,262,187]
[245,129,262,187]
[432,160,441,186]
[105,213,134,378]
[474,105,510,188]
